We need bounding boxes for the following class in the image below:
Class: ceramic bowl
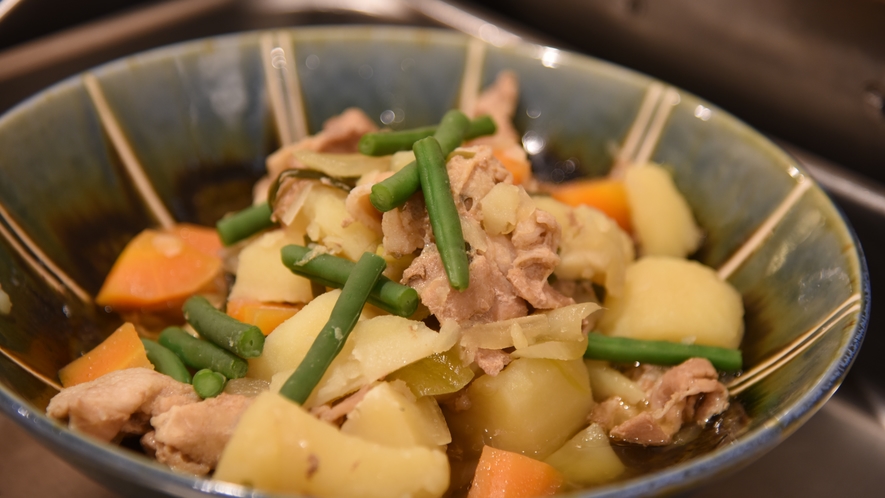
[0,26,869,497]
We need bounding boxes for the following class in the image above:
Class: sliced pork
[142,393,253,475]
[404,244,527,323]
[474,348,512,376]
[399,146,570,325]
[343,170,393,235]
[381,194,429,256]
[606,358,730,446]
[468,70,521,147]
[467,71,532,186]
[47,368,199,442]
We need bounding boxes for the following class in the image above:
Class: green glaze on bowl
[0,26,869,498]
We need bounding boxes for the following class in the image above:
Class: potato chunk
[215,392,449,498]
[598,256,744,349]
[253,293,458,407]
[341,381,451,449]
[624,164,701,257]
[280,184,380,261]
[247,290,344,382]
[584,360,646,404]
[445,358,595,460]
[479,183,535,236]
[544,424,625,486]
[533,196,634,297]
[228,228,313,304]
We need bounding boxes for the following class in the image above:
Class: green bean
[280,244,418,317]
[414,137,469,291]
[216,202,276,246]
[182,295,264,358]
[358,116,496,156]
[192,369,227,399]
[432,110,471,153]
[141,338,192,384]
[359,126,437,156]
[158,326,248,379]
[464,115,497,141]
[583,333,743,372]
[279,252,386,404]
[369,111,478,212]
[369,162,422,212]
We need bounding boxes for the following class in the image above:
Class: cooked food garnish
[158,326,248,379]
[279,252,386,404]
[192,369,227,399]
[414,135,470,291]
[58,323,153,388]
[183,295,265,358]
[280,244,419,317]
[370,110,489,212]
[141,338,192,384]
[359,115,496,156]
[48,71,747,497]
[584,333,743,372]
[215,201,275,246]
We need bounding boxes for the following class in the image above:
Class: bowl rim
[0,24,871,498]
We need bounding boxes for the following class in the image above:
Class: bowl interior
[0,26,868,497]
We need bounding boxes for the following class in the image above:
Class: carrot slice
[468,446,563,498]
[226,299,302,336]
[551,178,632,232]
[169,223,223,258]
[58,323,153,387]
[96,229,222,310]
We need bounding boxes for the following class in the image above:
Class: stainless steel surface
[0,0,882,496]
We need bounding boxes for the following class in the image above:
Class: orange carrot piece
[96,229,222,310]
[493,148,532,186]
[169,223,223,258]
[551,178,632,232]
[58,323,153,387]
[468,446,563,498]
[226,299,302,336]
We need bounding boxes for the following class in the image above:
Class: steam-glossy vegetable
[597,256,744,349]
[279,252,386,404]
[445,358,596,460]
[215,392,450,498]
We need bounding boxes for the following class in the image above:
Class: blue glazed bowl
[0,26,869,497]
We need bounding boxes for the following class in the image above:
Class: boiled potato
[228,228,313,304]
[624,164,702,258]
[259,305,459,407]
[341,381,451,449]
[215,392,449,498]
[533,196,634,297]
[584,360,646,404]
[544,424,625,486]
[479,183,535,236]
[391,150,416,172]
[445,358,595,460]
[286,184,380,261]
[597,256,744,349]
[247,290,344,382]
[307,315,459,406]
